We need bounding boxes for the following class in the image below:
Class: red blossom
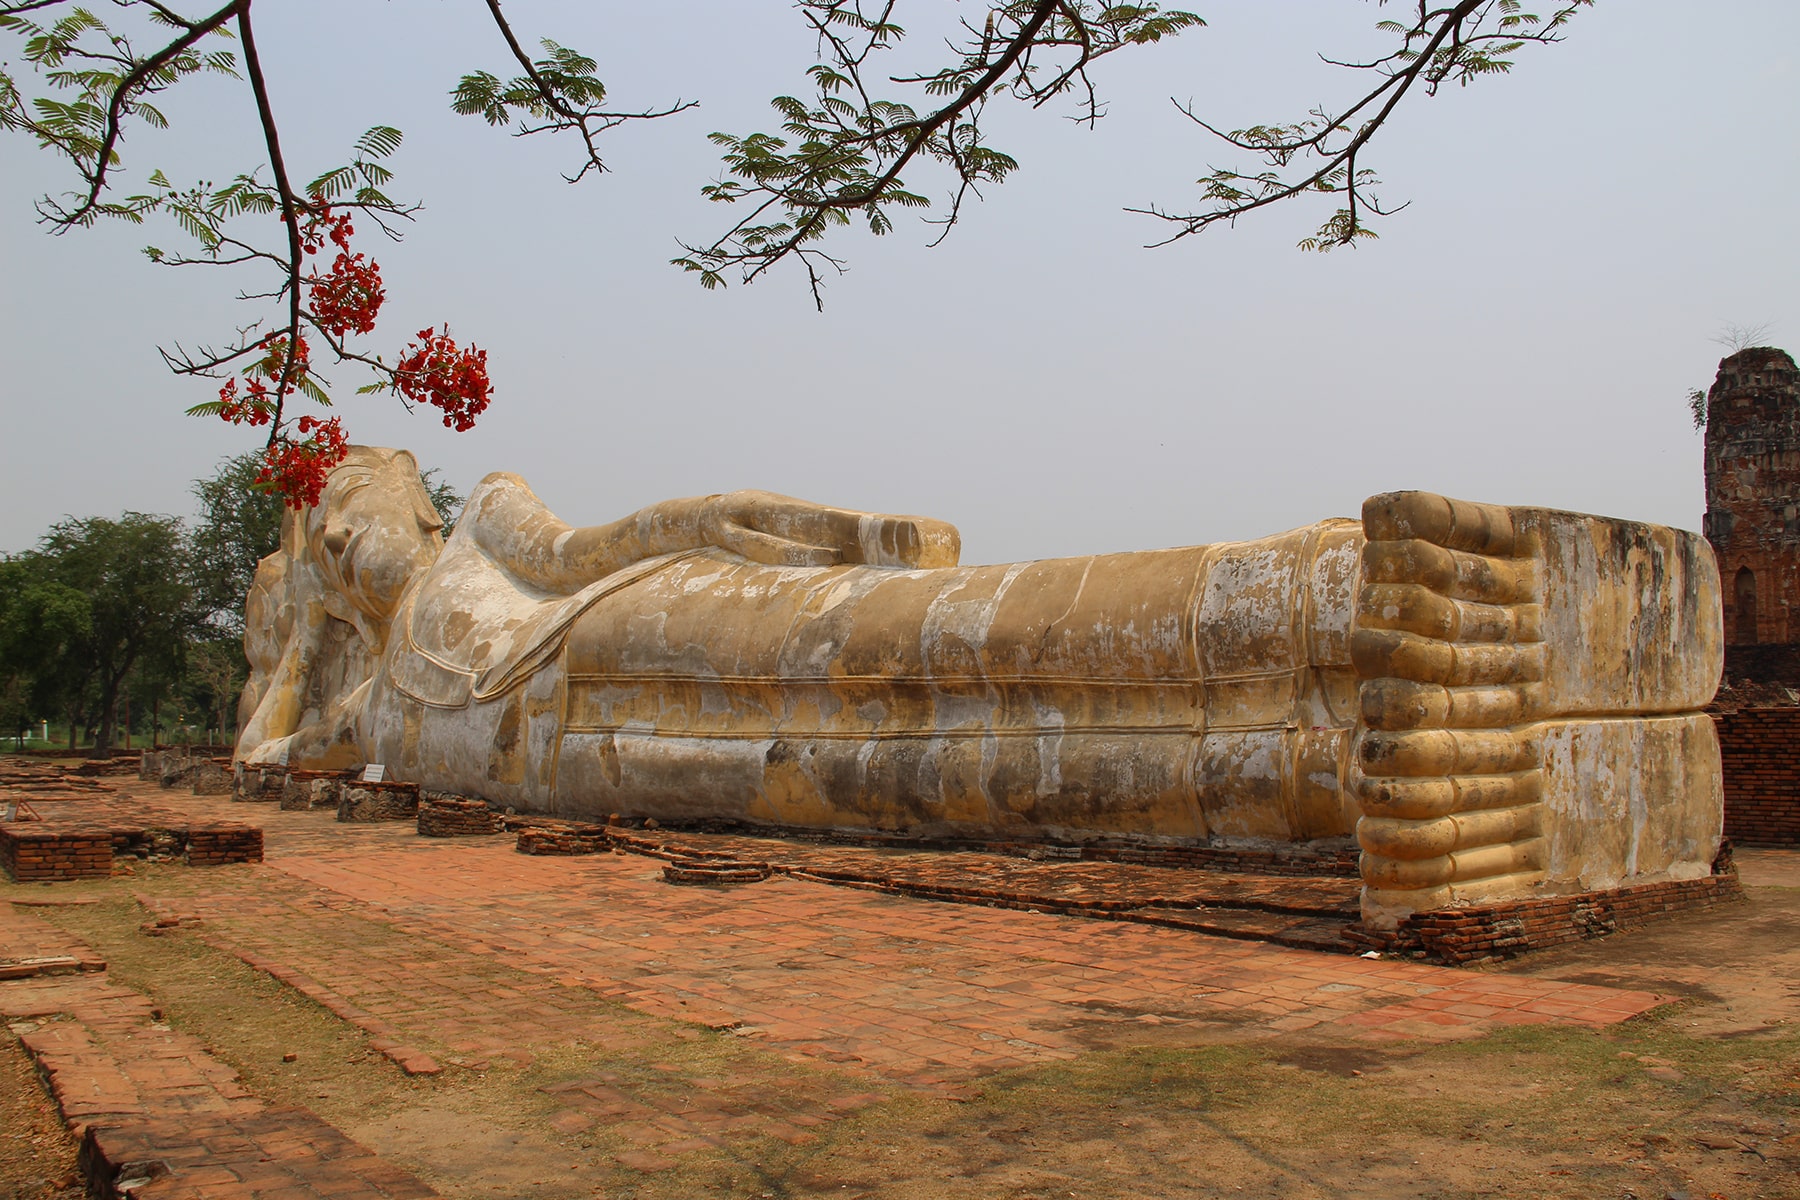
[255,333,309,386]
[308,250,384,337]
[215,334,309,428]
[395,326,492,431]
[215,376,273,426]
[298,203,385,338]
[255,414,349,509]
[200,202,492,484]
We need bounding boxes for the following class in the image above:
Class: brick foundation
[0,829,113,881]
[507,813,1360,878]
[1714,707,1800,844]
[233,764,286,802]
[185,826,264,866]
[278,771,347,811]
[0,819,263,880]
[515,825,610,855]
[1346,860,1744,966]
[74,758,137,778]
[417,795,505,837]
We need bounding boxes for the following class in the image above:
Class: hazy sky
[3,0,1796,565]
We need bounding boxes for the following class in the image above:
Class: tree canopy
[1,0,1591,499]
[2,513,194,753]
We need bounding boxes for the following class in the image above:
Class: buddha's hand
[699,490,961,569]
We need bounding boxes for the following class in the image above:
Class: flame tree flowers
[189,197,491,506]
[0,0,690,508]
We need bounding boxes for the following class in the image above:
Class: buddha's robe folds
[365,475,1368,844]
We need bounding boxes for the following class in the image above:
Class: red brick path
[142,790,1669,1079]
[8,780,1678,1186]
[1,903,438,1198]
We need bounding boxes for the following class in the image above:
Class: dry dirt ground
[2,814,1795,1200]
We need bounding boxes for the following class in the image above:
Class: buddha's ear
[414,490,445,534]
[387,450,443,532]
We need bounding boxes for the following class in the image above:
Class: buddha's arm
[464,472,960,594]
[237,590,328,756]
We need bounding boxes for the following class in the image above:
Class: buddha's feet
[1350,492,1550,924]
[1348,490,1727,927]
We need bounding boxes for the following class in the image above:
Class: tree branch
[39,0,242,229]
[233,0,301,443]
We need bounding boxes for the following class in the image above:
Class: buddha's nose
[323,526,352,558]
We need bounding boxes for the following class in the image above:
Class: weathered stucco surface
[236,451,1723,927]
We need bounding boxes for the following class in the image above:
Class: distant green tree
[25,514,195,754]
[188,453,285,640]
[0,555,93,746]
[182,636,244,745]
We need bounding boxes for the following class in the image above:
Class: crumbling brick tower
[1703,346,1800,681]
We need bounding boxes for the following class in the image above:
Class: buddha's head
[299,446,445,622]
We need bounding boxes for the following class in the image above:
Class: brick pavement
[1,902,438,1198]
[141,789,1669,1073]
[26,780,1676,1178]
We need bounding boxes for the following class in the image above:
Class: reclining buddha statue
[235,447,1725,926]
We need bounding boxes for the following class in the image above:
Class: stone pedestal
[278,770,346,811]
[189,758,234,796]
[336,781,421,822]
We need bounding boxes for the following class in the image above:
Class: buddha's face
[304,449,443,621]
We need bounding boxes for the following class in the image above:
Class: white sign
[276,743,290,766]
[359,763,386,783]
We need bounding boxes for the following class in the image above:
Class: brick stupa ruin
[1702,346,1800,682]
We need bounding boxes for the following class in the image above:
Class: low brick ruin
[278,770,348,811]
[515,825,610,856]
[2,759,262,881]
[1714,707,1800,845]
[417,794,506,837]
[0,829,113,882]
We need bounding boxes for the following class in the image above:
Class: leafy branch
[1,0,242,228]
[1130,0,1594,250]
[451,0,696,183]
[673,1,1203,309]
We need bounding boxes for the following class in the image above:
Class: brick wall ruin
[1714,707,1800,844]
[1703,346,1800,677]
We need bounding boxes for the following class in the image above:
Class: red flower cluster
[309,251,384,337]
[256,333,310,384]
[256,414,349,509]
[215,376,272,426]
[303,206,384,338]
[214,334,311,427]
[299,205,354,255]
[395,326,492,431]
[197,201,493,496]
